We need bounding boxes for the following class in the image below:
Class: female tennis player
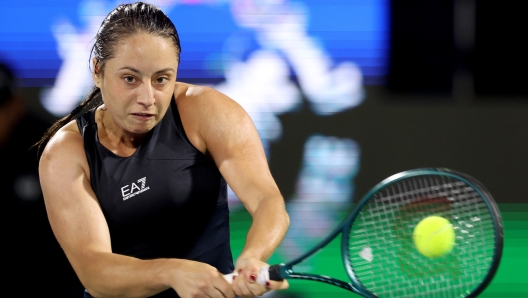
[35,2,289,297]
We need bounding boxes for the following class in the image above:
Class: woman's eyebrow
[118,66,175,74]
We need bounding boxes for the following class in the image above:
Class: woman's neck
[97,107,145,157]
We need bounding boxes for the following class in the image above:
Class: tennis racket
[227,168,503,297]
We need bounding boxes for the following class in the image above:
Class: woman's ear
[92,57,101,86]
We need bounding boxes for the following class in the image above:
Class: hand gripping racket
[227,168,503,297]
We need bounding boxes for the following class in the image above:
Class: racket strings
[347,175,497,298]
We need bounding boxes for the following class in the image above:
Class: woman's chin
[128,125,154,135]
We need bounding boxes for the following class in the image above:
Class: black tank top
[77,99,234,297]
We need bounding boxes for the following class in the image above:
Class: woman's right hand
[170,260,236,298]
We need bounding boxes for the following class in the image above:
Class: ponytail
[33,86,102,158]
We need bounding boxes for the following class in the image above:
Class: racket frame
[272,168,503,298]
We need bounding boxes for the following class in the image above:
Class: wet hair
[34,2,181,155]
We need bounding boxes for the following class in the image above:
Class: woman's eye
[156,77,168,84]
[124,76,135,83]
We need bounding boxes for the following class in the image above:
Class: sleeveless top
[76,99,234,297]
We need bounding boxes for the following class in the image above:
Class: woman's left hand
[231,256,289,297]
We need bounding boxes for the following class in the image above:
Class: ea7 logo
[121,177,150,201]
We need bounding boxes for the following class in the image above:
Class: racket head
[342,168,503,298]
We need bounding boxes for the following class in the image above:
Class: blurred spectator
[1,61,84,296]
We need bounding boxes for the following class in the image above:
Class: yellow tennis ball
[413,215,455,258]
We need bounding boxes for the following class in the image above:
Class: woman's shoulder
[172,82,252,154]
[40,120,85,164]
[174,82,245,115]
[175,82,219,101]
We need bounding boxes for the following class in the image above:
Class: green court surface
[229,203,528,297]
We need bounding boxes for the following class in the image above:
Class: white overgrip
[223,266,270,286]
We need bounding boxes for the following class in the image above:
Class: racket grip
[268,264,284,281]
[223,265,283,285]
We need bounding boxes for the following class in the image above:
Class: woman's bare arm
[177,85,290,296]
[39,122,233,298]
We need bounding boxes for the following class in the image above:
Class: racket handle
[223,265,283,285]
[268,264,283,281]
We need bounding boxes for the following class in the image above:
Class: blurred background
[1,0,526,297]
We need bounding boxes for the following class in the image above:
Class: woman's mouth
[131,113,154,121]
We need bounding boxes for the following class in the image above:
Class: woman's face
[95,32,179,135]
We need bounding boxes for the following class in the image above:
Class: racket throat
[288,272,358,293]
[272,264,362,295]
[268,264,291,281]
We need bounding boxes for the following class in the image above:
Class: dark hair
[34,2,181,155]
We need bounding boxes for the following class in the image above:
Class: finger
[230,275,243,297]
[233,271,253,297]
[213,287,232,298]
[242,270,268,297]
[200,282,225,298]
[200,287,221,298]
[254,266,270,286]
[265,279,289,291]
[212,275,236,298]
[246,281,268,297]
[203,286,230,298]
